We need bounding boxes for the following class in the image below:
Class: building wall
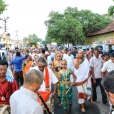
[84,32,114,45]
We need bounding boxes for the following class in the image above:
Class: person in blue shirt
[10,52,28,87]
[71,47,77,58]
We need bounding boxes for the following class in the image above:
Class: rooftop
[88,21,114,36]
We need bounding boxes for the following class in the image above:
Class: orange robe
[23,61,32,79]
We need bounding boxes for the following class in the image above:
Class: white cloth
[31,67,58,91]
[77,81,87,104]
[6,68,13,77]
[101,59,114,72]
[10,86,43,114]
[76,77,92,104]
[31,53,35,60]
[51,52,55,58]
[63,54,74,70]
[74,58,90,83]
[47,55,52,68]
[38,53,42,57]
[62,54,67,60]
[45,51,49,55]
[86,76,92,100]
[90,56,103,78]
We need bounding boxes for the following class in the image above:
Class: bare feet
[92,101,97,104]
[69,104,72,110]
[64,110,68,114]
[81,107,86,113]
[58,103,62,107]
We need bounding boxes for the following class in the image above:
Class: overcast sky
[0,0,114,40]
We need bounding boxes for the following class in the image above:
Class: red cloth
[44,67,50,88]
[0,77,18,105]
[38,91,52,102]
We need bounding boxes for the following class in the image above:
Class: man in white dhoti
[74,49,91,113]
[31,56,58,94]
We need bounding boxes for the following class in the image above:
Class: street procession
[1,0,114,114]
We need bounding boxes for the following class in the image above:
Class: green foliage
[0,0,7,14]
[103,14,114,20]
[41,37,52,46]
[108,6,114,16]
[64,7,112,36]
[108,0,114,15]
[45,7,112,45]
[23,34,42,46]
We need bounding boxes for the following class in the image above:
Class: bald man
[74,49,91,112]
[10,69,44,114]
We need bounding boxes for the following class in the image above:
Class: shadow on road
[54,86,101,114]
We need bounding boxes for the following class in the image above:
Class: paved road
[54,86,109,114]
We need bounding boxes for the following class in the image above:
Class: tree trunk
[67,37,69,48]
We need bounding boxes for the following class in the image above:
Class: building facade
[84,21,114,45]
[0,32,22,49]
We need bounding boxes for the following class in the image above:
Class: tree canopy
[108,0,114,15]
[0,0,7,14]
[45,7,112,45]
[23,34,42,46]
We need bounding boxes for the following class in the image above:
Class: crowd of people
[0,44,114,114]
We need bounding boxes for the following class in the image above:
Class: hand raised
[76,54,80,59]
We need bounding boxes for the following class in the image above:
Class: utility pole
[0,16,9,32]
[15,30,20,47]
[15,30,19,40]
[0,17,9,47]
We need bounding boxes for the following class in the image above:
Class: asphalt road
[54,86,109,114]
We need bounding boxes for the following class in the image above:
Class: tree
[64,7,112,36]
[103,14,114,20]
[45,11,85,46]
[41,37,52,46]
[45,7,112,46]
[23,34,42,46]
[108,0,114,15]
[0,0,7,14]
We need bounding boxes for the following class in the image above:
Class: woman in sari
[53,52,62,103]
[23,55,32,79]
[59,60,76,114]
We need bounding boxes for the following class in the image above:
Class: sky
[0,0,114,41]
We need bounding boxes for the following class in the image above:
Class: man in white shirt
[10,69,44,114]
[62,48,68,60]
[101,52,114,79]
[50,49,55,59]
[101,52,114,111]
[31,56,58,93]
[90,49,108,105]
[63,49,74,70]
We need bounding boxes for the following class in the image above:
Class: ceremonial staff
[38,93,52,114]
